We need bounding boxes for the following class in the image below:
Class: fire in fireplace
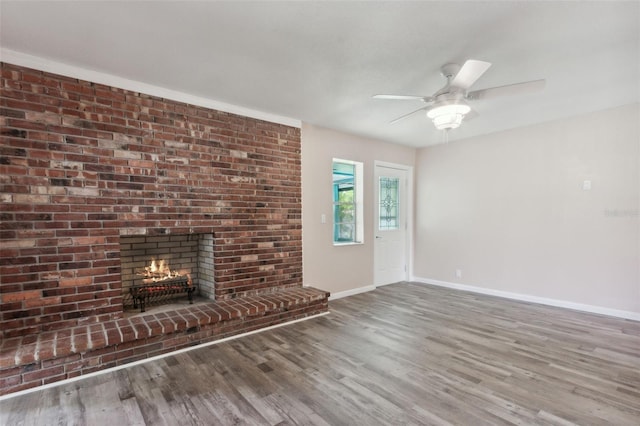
[130,258,196,313]
[139,258,192,284]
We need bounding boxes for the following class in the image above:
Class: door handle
[375,236,382,239]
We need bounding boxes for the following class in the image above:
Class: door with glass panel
[374,163,409,286]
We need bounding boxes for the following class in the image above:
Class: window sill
[333,241,364,247]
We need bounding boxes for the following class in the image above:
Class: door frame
[373,160,414,287]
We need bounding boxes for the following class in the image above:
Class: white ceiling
[1,1,638,147]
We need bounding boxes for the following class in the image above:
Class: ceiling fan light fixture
[426,103,471,130]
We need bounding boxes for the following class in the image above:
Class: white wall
[301,124,416,297]
[414,104,640,315]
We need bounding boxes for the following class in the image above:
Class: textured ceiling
[1,1,638,147]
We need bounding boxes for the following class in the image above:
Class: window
[332,159,363,244]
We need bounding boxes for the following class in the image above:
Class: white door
[374,162,410,286]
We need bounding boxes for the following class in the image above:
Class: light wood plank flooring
[2,282,639,425]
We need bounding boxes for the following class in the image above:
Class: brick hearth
[0,62,329,396]
[0,287,328,396]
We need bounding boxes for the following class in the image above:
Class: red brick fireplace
[0,63,329,395]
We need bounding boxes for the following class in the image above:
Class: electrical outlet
[321,214,326,224]
[455,269,462,278]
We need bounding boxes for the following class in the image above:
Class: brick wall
[0,62,304,339]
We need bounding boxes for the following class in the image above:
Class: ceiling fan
[373,59,545,130]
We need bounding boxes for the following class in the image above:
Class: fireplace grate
[129,276,197,313]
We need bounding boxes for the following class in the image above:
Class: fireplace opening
[119,234,215,312]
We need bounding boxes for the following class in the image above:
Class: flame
[143,258,180,280]
[149,259,170,275]
[138,258,191,286]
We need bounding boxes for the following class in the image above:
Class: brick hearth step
[0,287,329,396]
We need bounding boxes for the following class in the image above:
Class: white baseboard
[412,276,640,322]
[329,285,376,301]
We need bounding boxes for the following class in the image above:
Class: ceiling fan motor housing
[441,63,461,79]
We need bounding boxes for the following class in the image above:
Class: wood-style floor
[1,282,639,425]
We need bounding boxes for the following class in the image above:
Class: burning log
[130,258,196,312]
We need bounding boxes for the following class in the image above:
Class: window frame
[332,158,364,245]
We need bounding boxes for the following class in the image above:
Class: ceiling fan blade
[389,106,429,124]
[466,79,546,100]
[451,60,492,89]
[464,108,479,121]
[373,94,433,102]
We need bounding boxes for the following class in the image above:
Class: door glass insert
[379,177,399,230]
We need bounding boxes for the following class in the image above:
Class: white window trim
[332,158,364,246]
